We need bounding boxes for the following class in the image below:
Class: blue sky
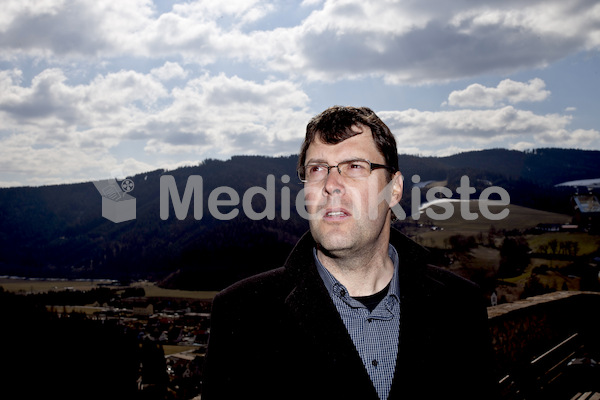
[0,0,599,187]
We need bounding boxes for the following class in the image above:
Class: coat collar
[282,231,378,396]
[281,228,434,398]
[282,228,432,291]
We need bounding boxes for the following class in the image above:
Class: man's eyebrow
[305,157,367,165]
[305,158,328,165]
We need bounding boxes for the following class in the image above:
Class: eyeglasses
[297,159,395,183]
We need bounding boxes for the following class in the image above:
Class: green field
[402,201,599,302]
[409,201,599,256]
[418,201,570,234]
[527,232,600,256]
[0,279,218,300]
[131,281,218,300]
[2,201,596,304]
[0,278,115,294]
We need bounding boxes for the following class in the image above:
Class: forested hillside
[0,148,597,289]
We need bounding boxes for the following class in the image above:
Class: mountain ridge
[0,148,598,289]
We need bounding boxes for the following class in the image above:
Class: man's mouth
[323,208,351,219]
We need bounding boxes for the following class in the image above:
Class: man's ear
[389,171,403,208]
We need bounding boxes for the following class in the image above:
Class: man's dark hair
[298,106,399,177]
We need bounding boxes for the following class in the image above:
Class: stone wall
[487,291,600,374]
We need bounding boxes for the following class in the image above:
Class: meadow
[401,201,599,302]
[0,278,218,299]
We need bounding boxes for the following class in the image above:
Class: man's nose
[323,166,345,195]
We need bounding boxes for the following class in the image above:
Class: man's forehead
[306,128,380,162]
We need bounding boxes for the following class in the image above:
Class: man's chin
[315,235,355,256]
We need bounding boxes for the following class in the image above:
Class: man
[202,106,497,399]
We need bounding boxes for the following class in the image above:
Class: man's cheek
[297,186,322,220]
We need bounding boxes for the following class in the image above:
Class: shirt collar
[314,244,400,302]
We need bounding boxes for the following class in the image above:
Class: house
[571,194,600,231]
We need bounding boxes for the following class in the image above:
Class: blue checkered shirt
[314,245,401,400]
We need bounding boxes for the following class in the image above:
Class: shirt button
[339,289,346,297]
[372,359,378,367]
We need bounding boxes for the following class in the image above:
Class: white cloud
[150,62,188,81]
[170,0,273,26]
[0,67,310,186]
[445,78,551,108]
[0,0,154,59]
[0,0,598,187]
[1,0,599,84]
[261,0,600,83]
[535,128,600,148]
[510,141,536,152]
[380,106,600,153]
[0,131,117,186]
[142,73,311,157]
[0,67,169,150]
[301,0,323,6]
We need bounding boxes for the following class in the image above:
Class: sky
[0,0,599,187]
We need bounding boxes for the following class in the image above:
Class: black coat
[202,228,498,399]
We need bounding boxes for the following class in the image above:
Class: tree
[487,225,498,248]
[572,241,579,257]
[498,236,530,278]
[448,234,477,253]
[548,239,558,256]
[521,275,551,299]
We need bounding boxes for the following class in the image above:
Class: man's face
[303,125,403,259]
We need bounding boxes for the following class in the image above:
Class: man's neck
[317,242,394,297]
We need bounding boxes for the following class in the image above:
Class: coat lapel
[282,232,379,398]
[388,229,440,398]
[281,229,436,399]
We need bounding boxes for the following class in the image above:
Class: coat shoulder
[212,267,292,309]
[424,263,481,291]
[420,263,487,310]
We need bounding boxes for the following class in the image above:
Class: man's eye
[309,165,326,173]
[349,162,366,169]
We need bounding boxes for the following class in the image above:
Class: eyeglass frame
[297,158,396,183]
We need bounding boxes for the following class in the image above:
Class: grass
[406,201,597,300]
[131,281,218,300]
[406,202,581,250]
[163,345,201,355]
[0,279,219,300]
[2,202,596,303]
[527,232,600,256]
[0,278,115,294]
[498,264,536,285]
[417,201,571,233]
[494,257,578,291]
